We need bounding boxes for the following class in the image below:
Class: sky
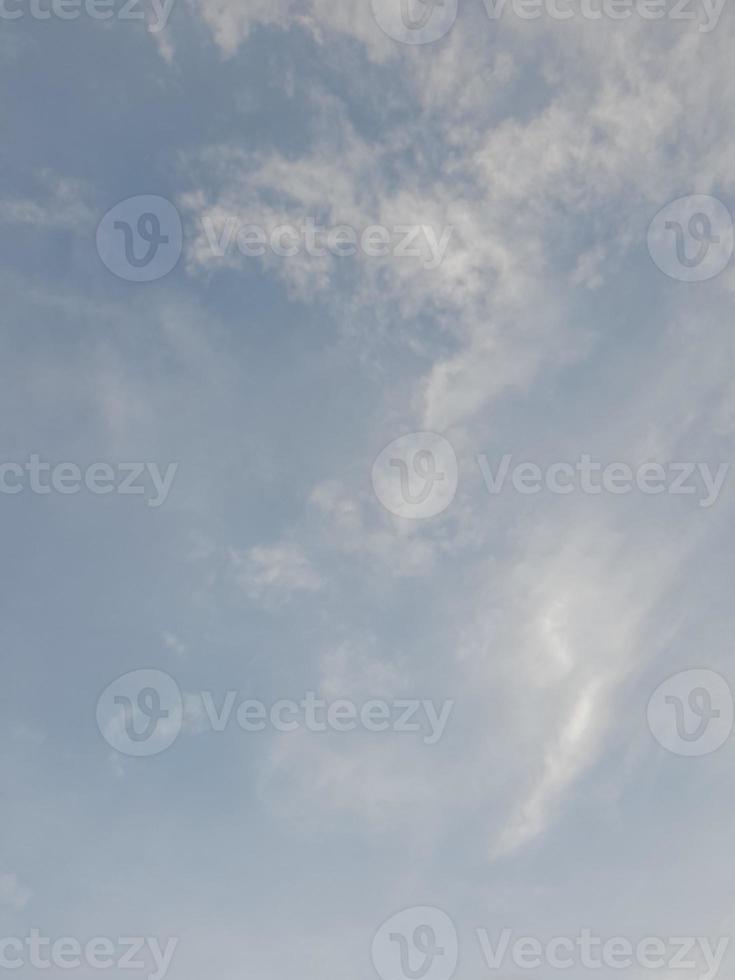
[1,1,735,980]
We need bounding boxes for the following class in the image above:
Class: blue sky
[2,2,735,980]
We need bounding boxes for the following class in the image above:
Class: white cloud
[0,872,32,911]
[230,542,324,606]
[0,173,94,232]
[163,631,188,656]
